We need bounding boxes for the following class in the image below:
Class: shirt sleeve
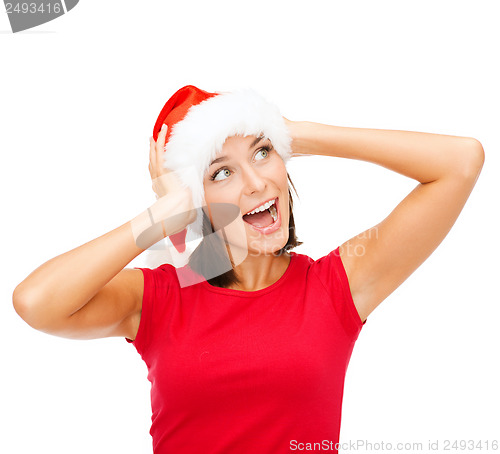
[124,264,178,358]
[311,246,367,339]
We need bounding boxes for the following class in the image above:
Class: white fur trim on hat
[164,88,292,208]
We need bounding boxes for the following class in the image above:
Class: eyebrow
[209,136,267,167]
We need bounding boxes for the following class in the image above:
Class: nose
[241,164,267,195]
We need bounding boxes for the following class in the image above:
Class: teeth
[247,198,276,215]
[269,204,277,222]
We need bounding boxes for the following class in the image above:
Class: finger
[156,124,168,175]
[149,136,157,179]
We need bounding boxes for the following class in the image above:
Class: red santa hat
[149,84,293,261]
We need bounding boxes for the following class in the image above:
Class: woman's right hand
[148,124,197,237]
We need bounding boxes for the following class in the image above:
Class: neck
[228,251,291,291]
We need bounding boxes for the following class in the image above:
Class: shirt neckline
[200,252,297,297]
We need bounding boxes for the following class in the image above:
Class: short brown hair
[188,173,303,289]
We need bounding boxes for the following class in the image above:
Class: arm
[287,120,485,322]
[13,221,147,340]
[12,126,196,340]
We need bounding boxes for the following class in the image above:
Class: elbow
[13,284,72,335]
[460,138,485,180]
[13,284,28,318]
[13,284,33,324]
[12,285,45,330]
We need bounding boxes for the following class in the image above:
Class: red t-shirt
[126,246,366,453]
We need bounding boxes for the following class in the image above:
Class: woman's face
[202,134,290,258]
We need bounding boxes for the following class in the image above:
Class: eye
[255,145,272,161]
[209,145,273,182]
[255,148,268,160]
[210,167,231,182]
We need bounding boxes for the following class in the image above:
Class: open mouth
[242,197,279,229]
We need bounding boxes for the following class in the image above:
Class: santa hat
[148,84,292,264]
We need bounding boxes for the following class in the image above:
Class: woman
[12,85,484,453]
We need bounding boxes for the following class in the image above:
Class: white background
[1,1,498,453]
